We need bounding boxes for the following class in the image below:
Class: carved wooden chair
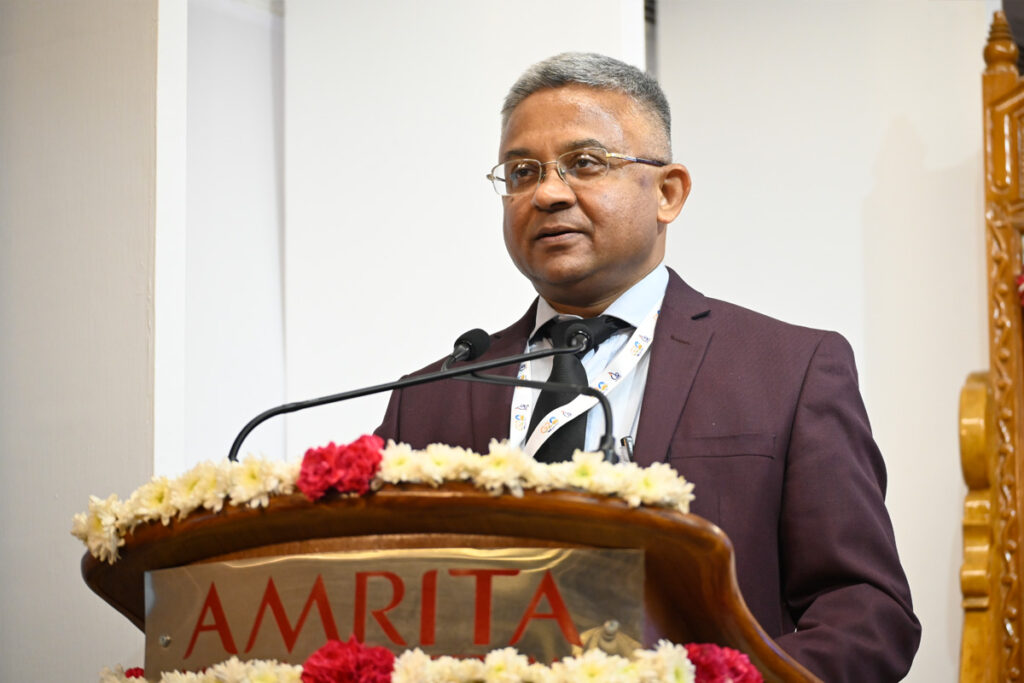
[960,11,1024,682]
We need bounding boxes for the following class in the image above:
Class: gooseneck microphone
[442,328,491,370]
[226,327,612,462]
[560,322,593,354]
[453,321,617,462]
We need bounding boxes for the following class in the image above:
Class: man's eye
[565,153,605,176]
[508,163,539,182]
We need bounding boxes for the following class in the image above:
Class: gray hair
[501,52,671,155]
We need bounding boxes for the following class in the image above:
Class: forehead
[499,85,652,158]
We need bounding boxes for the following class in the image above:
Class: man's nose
[532,164,576,210]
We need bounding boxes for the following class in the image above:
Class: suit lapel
[634,270,713,467]
[468,301,538,452]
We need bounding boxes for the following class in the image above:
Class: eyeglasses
[487,147,666,196]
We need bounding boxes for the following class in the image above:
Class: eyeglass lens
[492,148,610,195]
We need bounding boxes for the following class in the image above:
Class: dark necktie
[528,316,628,463]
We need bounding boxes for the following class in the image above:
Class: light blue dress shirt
[512,265,669,458]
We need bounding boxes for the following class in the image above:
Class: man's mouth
[535,226,582,241]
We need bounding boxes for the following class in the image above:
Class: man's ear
[656,164,691,224]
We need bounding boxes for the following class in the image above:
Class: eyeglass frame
[486,146,668,196]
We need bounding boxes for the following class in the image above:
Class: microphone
[441,328,491,370]
[446,322,617,461]
[226,330,613,462]
[557,321,594,355]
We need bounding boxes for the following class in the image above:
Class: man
[376,53,920,680]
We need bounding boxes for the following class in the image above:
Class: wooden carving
[961,11,1024,682]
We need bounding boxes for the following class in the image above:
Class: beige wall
[0,0,158,678]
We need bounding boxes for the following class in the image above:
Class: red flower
[297,442,344,500]
[331,434,384,495]
[686,643,763,683]
[297,435,384,501]
[124,668,145,678]
[301,637,394,683]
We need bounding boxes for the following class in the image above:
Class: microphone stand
[227,341,611,462]
[445,322,617,461]
[457,370,617,462]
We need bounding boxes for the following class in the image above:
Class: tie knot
[545,315,628,356]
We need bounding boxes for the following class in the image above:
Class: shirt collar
[530,264,669,339]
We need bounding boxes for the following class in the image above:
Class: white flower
[73,494,126,564]
[474,440,534,495]
[564,450,622,495]
[70,511,90,542]
[271,663,304,683]
[248,672,280,683]
[397,649,485,683]
[630,640,696,683]
[621,462,694,513]
[187,460,232,513]
[214,655,270,683]
[393,648,433,683]
[206,655,247,682]
[451,656,486,681]
[159,671,209,682]
[522,457,558,492]
[379,440,422,484]
[523,662,558,683]
[170,462,217,519]
[552,648,633,682]
[419,443,472,485]
[98,665,129,682]
[129,476,176,525]
[271,460,301,495]
[482,646,532,682]
[152,656,302,683]
[228,456,276,508]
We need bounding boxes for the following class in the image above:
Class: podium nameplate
[144,547,643,673]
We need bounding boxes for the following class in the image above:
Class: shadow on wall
[859,115,984,666]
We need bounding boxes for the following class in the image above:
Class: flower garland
[99,656,301,682]
[99,638,763,683]
[72,436,695,564]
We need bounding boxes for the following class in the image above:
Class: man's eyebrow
[502,148,532,161]
[563,138,605,151]
[502,139,607,162]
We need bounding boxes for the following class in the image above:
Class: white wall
[177,0,285,470]
[284,0,645,455]
[0,1,157,678]
[286,1,988,681]
[659,3,987,679]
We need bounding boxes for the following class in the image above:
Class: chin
[536,278,606,307]
[532,269,591,292]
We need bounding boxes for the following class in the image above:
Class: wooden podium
[82,483,819,681]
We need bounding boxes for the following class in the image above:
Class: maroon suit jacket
[376,269,920,681]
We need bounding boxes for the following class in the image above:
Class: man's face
[499,85,683,313]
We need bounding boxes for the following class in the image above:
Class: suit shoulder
[664,269,843,349]
[705,295,834,337]
[698,296,856,368]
